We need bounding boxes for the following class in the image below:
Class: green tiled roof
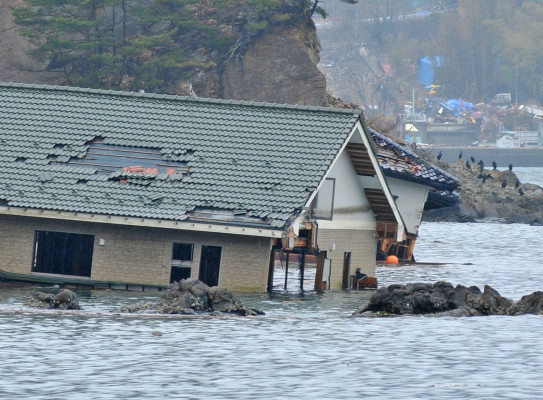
[0,82,362,230]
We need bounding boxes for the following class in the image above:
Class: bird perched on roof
[465,160,471,170]
[478,160,484,172]
[492,161,497,170]
[470,156,475,163]
[519,188,524,196]
[458,151,463,159]
[437,151,442,160]
[515,179,520,189]
[509,163,513,171]
[501,179,507,188]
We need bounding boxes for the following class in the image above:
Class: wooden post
[267,249,276,292]
[284,250,289,290]
[342,251,351,290]
[299,249,306,290]
[314,251,326,291]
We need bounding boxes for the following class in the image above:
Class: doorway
[32,230,94,277]
[198,245,222,287]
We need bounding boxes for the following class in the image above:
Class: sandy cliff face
[218,24,327,105]
[0,0,47,83]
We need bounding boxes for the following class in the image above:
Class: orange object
[166,168,176,175]
[386,255,399,264]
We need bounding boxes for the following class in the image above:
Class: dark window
[198,245,222,287]
[170,266,191,283]
[170,242,194,283]
[172,243,193,263]
[32,230,94,277]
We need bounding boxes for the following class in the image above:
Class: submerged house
[370,128,459,261]
[0,82,406,292]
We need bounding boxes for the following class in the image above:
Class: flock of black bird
[440,150,525,196]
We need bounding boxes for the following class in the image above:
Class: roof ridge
[0,81,363,116]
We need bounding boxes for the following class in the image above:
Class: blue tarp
[418,56,443,86]
[445,99,476,114]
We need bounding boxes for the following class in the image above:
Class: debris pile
[26,288,81,310]
[121,278,264,316]
[352,281,543,317]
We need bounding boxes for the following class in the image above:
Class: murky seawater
[2,171,543,399]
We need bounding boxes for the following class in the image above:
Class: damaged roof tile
[0,83,364,229]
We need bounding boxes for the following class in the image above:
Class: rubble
[120,278,265,316]
[26,288,81,310]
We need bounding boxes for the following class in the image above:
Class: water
[2,173,543,399]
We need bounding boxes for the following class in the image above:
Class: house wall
[319,151,376,227]
[313,151,378,288]
[387,177,429,235]
[316,229,376,290]
[0,214,272,292]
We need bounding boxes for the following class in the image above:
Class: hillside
[0,0,332,106]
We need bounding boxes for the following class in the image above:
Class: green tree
[11,0,315,93]
[12,0,128,87]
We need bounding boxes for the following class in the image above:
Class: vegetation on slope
[10,0,314,94]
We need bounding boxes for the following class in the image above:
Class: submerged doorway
[198,245,222,287]
[32,230,94,277]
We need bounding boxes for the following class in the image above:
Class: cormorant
[501,179,507,188]
[515,179,520,189]
[509,163,513,171]
[492,161,497,170]
[458,151,463,159]
[465,160,471,170]
[437,151,442,160]
[478,160,484,172]
[519,188,524,196]
[470,156,476,163]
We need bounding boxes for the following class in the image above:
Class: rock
[351,281,523,317]
[480,285,513,315]
[418,152,543,224]
[507,291,543,315]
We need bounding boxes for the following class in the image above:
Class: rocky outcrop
[26,288,81,310]
[121,278,264,316]
[351,281,543,317]
[418,151,543,224]
[218,23,327,106]
[1,1,329,107]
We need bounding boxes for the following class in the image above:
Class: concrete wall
[0,214,272,292]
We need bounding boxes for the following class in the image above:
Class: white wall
[386,177,428,234]
[317,151,376,230]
